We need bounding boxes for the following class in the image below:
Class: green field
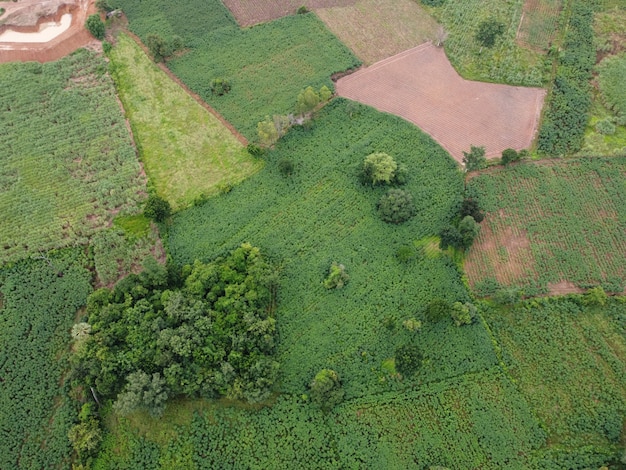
[0,249,92,469]
[109,34,261,210]
[0,50,145,264]
[486,297,626,462]
[110,0,360,139]
[425,0,547,85]
[466,158,626,295]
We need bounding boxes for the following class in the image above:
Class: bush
[462,145,486,171]
[95,0,112,12]
[494,287,523,305]
[501,148,519,166]
[460,198,484,223]
[210,78,231,96]
[395,343,423,377]
[85,14,105,40]
[475,18,505,48]
[102,40,112,55]
[246,143,265,157]
[425,298,451,322]
[144,194,171,222]
[278,158,294,176]
[451,302,477,326]
[458,215,480,250]
[378,189,416,224]
[396,245,416,263]
[310,369,344,411]
[595,119,616,135]
[297,5,309,14]
[323,262,349,289]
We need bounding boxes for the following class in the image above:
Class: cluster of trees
[72,244,280,421]
[146,34,184,63]
[439,197,483,251]
[257,85,332,147]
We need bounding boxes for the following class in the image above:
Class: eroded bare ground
[336,43,546,163]
[0,0,97,63]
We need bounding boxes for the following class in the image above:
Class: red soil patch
[0,0,97,63]
[222,0,356,27]
[336,43,546,164]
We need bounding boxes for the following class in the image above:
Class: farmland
[485,297,626,462]
[465,158,626,295]
[110,0,360,139]
[516,0,563,51]
[0,49,145,264]
[109,33,261,210]
[315,0,440,65]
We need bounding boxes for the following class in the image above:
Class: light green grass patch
[113,214,151,239]
[109,34,262,210]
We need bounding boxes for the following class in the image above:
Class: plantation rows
[467,158,626,293]
[0,249,92,469]
[516,0,563,51]
[485,297,626,462]
[111,0,360,139]
[0,50,145,264]
[428,0,545,85]
[94,370,549,469]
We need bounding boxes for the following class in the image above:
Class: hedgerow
[0,249,92,469]
[0,49,145,264]
[111,0,360,138]
[537,1,595,155]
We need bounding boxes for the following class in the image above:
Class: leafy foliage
[394,343,423,376]
[361,152,398,185]
[323,262,349,289]
[0,50,145,264]
[597,53,626,123]
[310,369,344,411]
[462,145,486,171]
[144,194,171,222]
[76,244,279,406]
[475,18,505,48]
[378,189,416,224]
[210,78,231,96]
[0,249,92,469]
[86,14,105,40]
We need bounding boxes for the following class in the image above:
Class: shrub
[460,198,484,223]
[425,298,451,322]
[395,343,423,377]
[494,287,523,305]
[210,78,231,96]
[85,14,105,40]
[278,158,294,176]
[323,262,349,289]
[310,369,344,411]
[95,0,112,12]
[297,5,309,14]
[102,40,112,55]
[595,119,616,135]
[475,18,505,48]
[396,245,416,263]
[583,286,607,306]
[439,225,462,250]
[462,145,486,171]
[378,189,416,224]
[451,302,477,326]
[458,215,480,250]
[501,148,518,166]
[246,143,265,157]
[144,194,171,222]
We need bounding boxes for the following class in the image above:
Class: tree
[362,152,398,185]
[146,34,183,63]
[210,78,231,96]
[395,343,422,377]
[501,148,518,166]
[113,371,168,417]
[378,189,416,224]
[323,262,349,289]
[476,18,505,48]
[296,86,321,115]
[425,298,451,322]
[68,419,102,457]
[458,215,480,250]
[460,198,484,223]
[319,85,332,103]
[310,369,344,411]
[257,116,279,147]
[583,286,608,306]
[439,225,462,250]
[278,158,294,176]
[462,145,487,171]
[144,194,171,222]
[451,301,477,326]
[85,14,105,40]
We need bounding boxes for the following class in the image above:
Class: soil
[221,0,356,27]
[0,0,98,63]
[336,43,546,163]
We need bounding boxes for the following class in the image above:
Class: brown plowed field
[0,0,97,63]
[336,43,546,163]
[221,0,355,27]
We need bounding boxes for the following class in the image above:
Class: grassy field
[315,0,440,65]
[425,0,548,86]
[0,50,145,264]
[112,0,360,139]
[166,100,502,399]
[109,34,261,210]
[465,158,626,296]
[486,297,626,460]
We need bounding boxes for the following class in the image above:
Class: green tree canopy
[462,145,487,171]
[85,14,105,40]
[310,369,344,411]
[362,152,398,185]
[378,189,416,224]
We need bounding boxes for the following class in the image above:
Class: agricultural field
[315,0,440,65]
[336,43,545,161]
[465,158,626,296]
[425,0,548,86]
[516,0,563,51]
[221,0,354,27]
[0,49,145,264]
[110,0,360,139]
[109,33,261,210]
[0,249,92,469]
[485,297,626,463]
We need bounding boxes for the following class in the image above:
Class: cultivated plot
[336,43,545,163]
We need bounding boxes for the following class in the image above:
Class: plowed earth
[336,43,546,163]
[0,0,97,63]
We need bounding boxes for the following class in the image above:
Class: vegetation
[361,152,398,185]
[466,158,626,294]
[74,244,279,408]
[377,189,416,224]
[0,249,92,469]
[310,369,344,411]
[597,53,626,124]
[143,194,171,222]
[0,50,145,265]
[113,0,360,138]
[475,18,505,48]
[108,34,261,210]
[323,262,349,289]
[462,145,486,171]
[86,14,106,40]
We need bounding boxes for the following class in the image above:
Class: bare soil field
[316,0,439,65]
[0,0,97,63]
[336,43,546,163]
[221,0,355,27]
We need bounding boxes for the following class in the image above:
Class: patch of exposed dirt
[336,43,546,163]
[547,280,584,296]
